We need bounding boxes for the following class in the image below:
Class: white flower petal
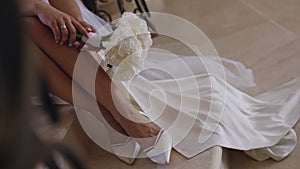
[99,12,153,81]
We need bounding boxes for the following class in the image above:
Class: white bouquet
[97,12,153,81]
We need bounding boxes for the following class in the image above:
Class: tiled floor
[62,118,225,169]
[147,0,300,96]
[34,0,300,168]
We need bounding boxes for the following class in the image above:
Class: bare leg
[25,17,160,142]
[31,40,128,140]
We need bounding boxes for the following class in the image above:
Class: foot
[98,104,141,164]
[98,103,129,144]
[119,114,172,165]
[115,109,161,150]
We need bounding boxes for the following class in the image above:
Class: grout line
[239,0,299,39]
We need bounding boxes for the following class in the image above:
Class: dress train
[75,0,300,161]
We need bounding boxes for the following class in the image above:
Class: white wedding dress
[75,0,300,161]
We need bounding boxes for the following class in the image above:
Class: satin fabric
[76,0,300,161]
[127,49,300,160]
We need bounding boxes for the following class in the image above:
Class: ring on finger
[87,27,92,32]
[60,25,67,30]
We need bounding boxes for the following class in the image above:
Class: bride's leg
[25,17,160,141]
[31,40,127,137]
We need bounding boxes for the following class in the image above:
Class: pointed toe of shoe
[111,138,141,164]
[144,130,172,165]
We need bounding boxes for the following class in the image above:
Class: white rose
[98,12,152,81]
[118,36,142,57]
[121,12,149,35]
[111,51,147,81]
[102,25,134,51]
[137,33,152,49]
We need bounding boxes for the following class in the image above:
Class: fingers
[57,18,79,47]
[49,21,60,43]
[78,19,97,33]
[74,41,85,49]
[58,19,68,45]
[66,19,77,47]
[72,19,89,38]
[52,15,95,47]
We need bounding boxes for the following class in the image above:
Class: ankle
[107,127,129,145]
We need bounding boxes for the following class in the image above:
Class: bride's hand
[34,2,90,47]
[77,17,97,33]
[73,17,97,49]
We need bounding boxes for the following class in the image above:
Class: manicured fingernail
[74,41,80,47]
[87,28,92,32]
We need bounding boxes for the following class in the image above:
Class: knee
[22,17,47,31]
[21,16,41,28]
[21,17,51,40]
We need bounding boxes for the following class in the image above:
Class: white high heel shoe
[143,129,172,164]
[111,137,141,164]
[109,85,171,164]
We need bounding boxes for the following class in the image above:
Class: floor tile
[241,0,300,37]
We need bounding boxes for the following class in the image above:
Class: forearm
[49,0,83,20]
